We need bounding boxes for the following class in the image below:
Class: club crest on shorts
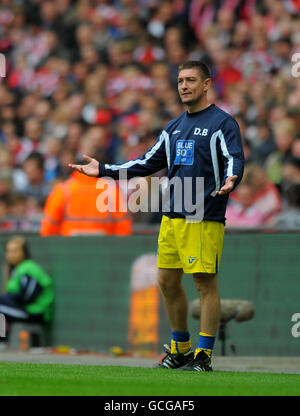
[188,256,197,264]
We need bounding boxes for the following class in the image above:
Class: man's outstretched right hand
[68,154,100,177]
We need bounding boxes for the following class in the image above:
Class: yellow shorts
[157,215,225,274]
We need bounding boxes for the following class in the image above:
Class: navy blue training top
[98,104,244,224]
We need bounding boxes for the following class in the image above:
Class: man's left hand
[216,175,238,195]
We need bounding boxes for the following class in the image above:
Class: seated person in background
[271,184,300,229]
[0,236,54,327]
[22,152,50,205]
[226,183,266,228]
[281,156,300,186]
[229,164,282,224]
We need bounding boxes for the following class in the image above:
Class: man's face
[177,68,210,106]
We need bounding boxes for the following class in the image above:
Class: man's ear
[203,78,212,92]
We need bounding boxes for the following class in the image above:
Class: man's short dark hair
[178,61,211,80]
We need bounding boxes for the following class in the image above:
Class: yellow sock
[171,339,192,354]
[194,347,212,359]
[194,331,215,359]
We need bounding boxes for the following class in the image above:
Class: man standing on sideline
[69,61,244,372]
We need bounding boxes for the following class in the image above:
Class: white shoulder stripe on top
[161,130,170,169]
[104,130,167,171]
[219,130,233,177]
[210,129,234,197]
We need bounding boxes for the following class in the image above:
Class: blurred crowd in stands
[0,0,300,232]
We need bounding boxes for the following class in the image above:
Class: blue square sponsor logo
[174,140,195,165]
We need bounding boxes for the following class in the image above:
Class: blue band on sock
[198,334,215,350]
[171,331,190,342]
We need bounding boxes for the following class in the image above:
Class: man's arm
[216,118,244,195]
[69,131,168,179]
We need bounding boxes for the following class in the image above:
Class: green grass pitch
[0,362,299,396]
